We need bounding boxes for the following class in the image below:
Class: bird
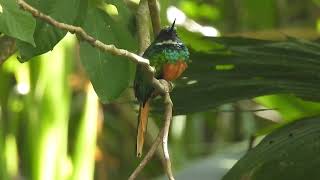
[134,20,190,157]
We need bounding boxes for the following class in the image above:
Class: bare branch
[146,1,175,177]
[129,80,174,180]
[160,80,175,180]
[148,0,161,37]
[17,0,168,97]
[136,0,151,54]
[128,128,164,180]
[17,0,175,179]
[130,0,175,179]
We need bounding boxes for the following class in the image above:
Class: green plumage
[144,43,189,71]
[134,21,190,157]
[134,25,189,106]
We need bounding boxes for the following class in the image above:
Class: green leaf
[153,37,320,115]
[223,116,320,180]
[0,0,36,45]
[79,6,136,103]
[16,0,88,61]
[255,94,320,121]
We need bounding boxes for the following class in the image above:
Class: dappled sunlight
[218,158,238,170]
[16,83,29,95]
[3,55,30,95]
[4,135,18,178]
[171,115,187,139]
[99,3,119,16]
[167,6,186,25]
[186,80,197,85]
[215,64,235,71]
[72,83,99,180]
[39,129,60,180]
[167,6,220,37]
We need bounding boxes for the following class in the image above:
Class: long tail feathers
[136,100,150,157]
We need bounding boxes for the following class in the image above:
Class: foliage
[0,0,320,180]
[0,0,36,45]
[16,0,87,61]
[79,3,136,103]
[224,116,320,180]
[153,36,320,115]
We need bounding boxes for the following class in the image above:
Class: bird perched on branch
[134,20,190,157]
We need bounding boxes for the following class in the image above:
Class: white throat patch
[155,40,183,46]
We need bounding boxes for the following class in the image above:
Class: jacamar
[134,20,190,157]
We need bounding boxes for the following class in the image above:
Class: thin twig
[133,0,174,179]
[148,0,161,36]
[162,91,174,180]
[147,0,174,176]
[129,80,174,180]
[218,108,276,113]
[17,0,175,179]
[128,128,164,180]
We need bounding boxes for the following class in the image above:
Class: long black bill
[170,18,176,31]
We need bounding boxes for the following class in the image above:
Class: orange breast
[163,60,188,81]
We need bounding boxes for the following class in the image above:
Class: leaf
[0,0,36,45]
[16,0,88,61]
[153,36,320,115]
[79,6,136,103]
[223,116,320,180]
[255,94,320,121]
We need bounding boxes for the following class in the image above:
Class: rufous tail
[136,100,150,157]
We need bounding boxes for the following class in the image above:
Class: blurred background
[1,0,320,179]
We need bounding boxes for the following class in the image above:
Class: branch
[17,0,151,68]
[17,0,167,99]
[17,0,175,179]
[130,0,175,179]
[128,128,164,180]
[148,0,161,36]
[136,0,151,54]
[145,2,175,178]
[129,80,174,180]
[160,80,175,180]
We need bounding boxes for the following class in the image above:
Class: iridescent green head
[143,20,190,68]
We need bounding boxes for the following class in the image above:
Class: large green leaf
[153,37,320,115]
[0,0,36,45]
[79,5,136,103]
[16,0,88,61]
[223,116,320,180]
